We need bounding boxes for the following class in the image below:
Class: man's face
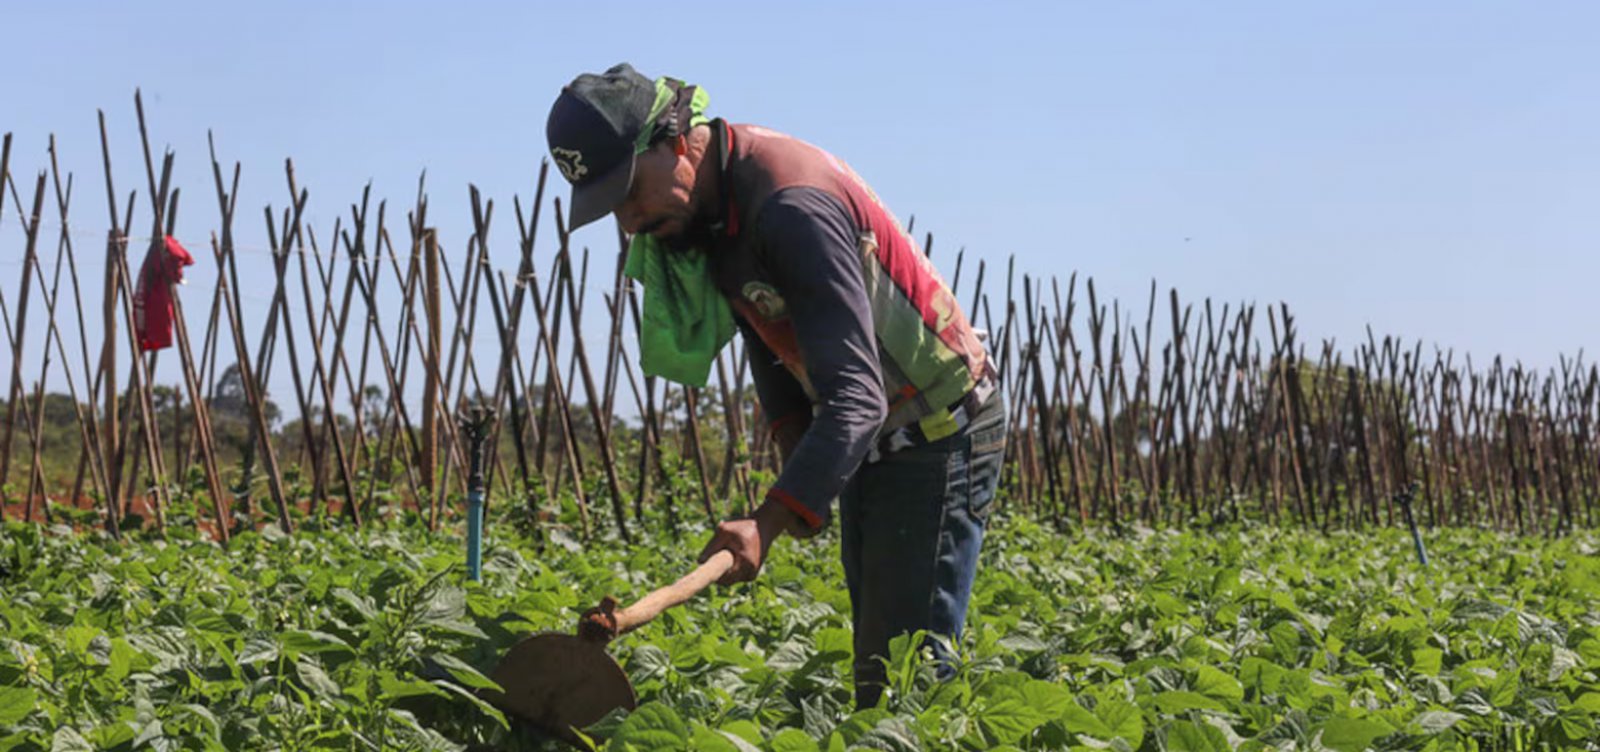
[612,139,697,245]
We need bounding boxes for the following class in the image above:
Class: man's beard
[657,219,715,253]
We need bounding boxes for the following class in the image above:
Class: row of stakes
[454,404,1431,581]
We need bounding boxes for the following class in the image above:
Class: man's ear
[673,134,688,156]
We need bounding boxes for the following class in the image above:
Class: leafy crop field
[2,512,1598,751]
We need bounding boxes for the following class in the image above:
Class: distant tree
[208,364,281,460]
[359,385,386,438]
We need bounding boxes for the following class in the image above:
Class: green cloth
[624,78,735,387]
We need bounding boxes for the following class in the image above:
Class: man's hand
[577,595,620,643]
[696,497,810,585]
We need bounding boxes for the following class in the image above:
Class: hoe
[484,549,737,744]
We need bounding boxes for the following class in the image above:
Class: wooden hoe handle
[580,549,736,641]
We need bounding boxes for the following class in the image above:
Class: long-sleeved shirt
[739,187,887,526]
[706,121,992,529]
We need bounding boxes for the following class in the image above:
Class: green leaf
[431,679,509,731]
[719,720,762,746]
[609,702,689,751]
[1153,690,1226,713]
[583,705,632,741]
[630,644,673,682]
[853,716,921,752]
[421,617,489,640]
[767,728,819,752]
[280,630,353,656]
[1488,669,1518,707]
[1456,689,1495,716]
[1094,699,1144,747]
[1557,709,1592,742]
[1548,646,1580,682]
[1576,639,1600,667]
[1164,720,1230,752]
[721,729,766,752]
[1410,647,1443,676]
[179,704,222,742]
[107,638,137,681]
[1061,702,1108,737]
[331,587,378,622]
[1239,657,1287,695]
[417,582,487,637]
[237,636,279,665]
[1192,665,1244,702]
[766,639,811,672]
[801,696,838,739]
[832,708,889,746]
[133,720,164,748]
[1150,591,1186,616]
[1268,621,1301,661]
[89,721,137,750]
[979,698,1047,745]
[1061,698,1143,746]
[927,675,972,708]
[0,686,36,725]
[62,626,99,657]
[50,726,93,752]
[689,723,761,752]
[427,653,501,692]
[378,673,449,701]
[1411,710,1465,734]
[1018,680,1072,718]
[86,634,112,666]
[1318,717,1392,752]
[814,627,853,658]
[296,657,342,699]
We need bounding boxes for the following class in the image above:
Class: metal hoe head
[484,551,735,744]
[487,633,636,744]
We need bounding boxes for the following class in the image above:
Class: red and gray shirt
[702,121,994,529]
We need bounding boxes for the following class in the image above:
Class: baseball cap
[546,63,658,230]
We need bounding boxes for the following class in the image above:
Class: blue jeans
[839,390,1006,708]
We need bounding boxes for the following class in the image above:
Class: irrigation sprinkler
[460,405,495,583]
[1395,483,1430,568]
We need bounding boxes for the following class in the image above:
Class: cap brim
[568,155,636,231]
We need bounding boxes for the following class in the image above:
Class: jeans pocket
[965,423,1006,522]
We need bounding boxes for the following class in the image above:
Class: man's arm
[755,187,887,530]
[737,319,812,463]
[698,186,886,583]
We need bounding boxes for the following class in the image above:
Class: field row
[1,513,1598,750]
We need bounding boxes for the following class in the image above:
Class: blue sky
[2,1,1595,402]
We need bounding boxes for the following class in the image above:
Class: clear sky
[2,0,1595,400]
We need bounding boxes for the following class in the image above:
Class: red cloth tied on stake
[133,236,195,352]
